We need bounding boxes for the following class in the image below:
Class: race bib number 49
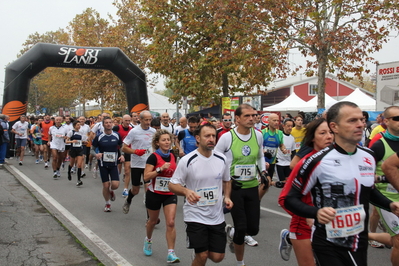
[325,205,366,238]
[196,186,218,206]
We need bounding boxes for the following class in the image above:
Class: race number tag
[154,177,170,192]
[36,133,42,138]
[387,184,399,193]
[295,142,301,150]
[196,186,218,206]
[325,205,366,238]
[73,140,82,147]
[55,134,64,138]
[234,164,256,181]
[103,152,117,162]
[263,146,277,157]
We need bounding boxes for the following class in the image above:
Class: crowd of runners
[1,101,399,266]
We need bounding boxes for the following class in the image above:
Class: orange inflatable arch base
[2,43,149,122]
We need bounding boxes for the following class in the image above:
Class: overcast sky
[1,1,398,100]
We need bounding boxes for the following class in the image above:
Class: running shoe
[39,155,43,161]
[65,156,70,162]
[85,164,88,169]
[76,180,83,186]
[110,190,116,201]
[279,229,292,261]
[225,224,235,253]
[53,171,57,179]
[81,172,86,178]
[57,170,61,178]
[104,204,111,212]
[143,238,152,256]
[369,240,384,248]
[44,162,49,169]
[19,161,23,165]
[61,162,64,169]
[35,159,39,164]
[71,166,75,174]
[122,189,129,198]
[167,251,180,263]
[244,235,258,246]
[122,198,131,214]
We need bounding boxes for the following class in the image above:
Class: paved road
[5,154,392,265]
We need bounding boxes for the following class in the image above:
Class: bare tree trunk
[82,100,86,117]
[222,72,229,97]
[317,54,327,109]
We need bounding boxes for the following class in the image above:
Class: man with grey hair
[122,111,155,214]
[0,114,10,166]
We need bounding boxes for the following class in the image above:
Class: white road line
[9,165,132,266]
[260,206,291,218]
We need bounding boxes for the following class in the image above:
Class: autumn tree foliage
[131,0,288,106]
[246,0,399,108]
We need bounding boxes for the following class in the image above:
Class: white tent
[340,88,376,111]
[306,94,338,111]
[147,90,180,115]
[263,92,309,111]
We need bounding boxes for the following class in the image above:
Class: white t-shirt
[174,125,188,136]
[276,133,295,166]
[12,121,29,139]
[49,125,68,151]
[91,122,104,135]
[170,149,230,225]
[79,124,91,142]
[63,123,73,146]
[123,125,156,168]
[161,123,174,133]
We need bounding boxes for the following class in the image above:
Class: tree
[119,0,288,106]
[247,0,398,108]
[350,73,376,93]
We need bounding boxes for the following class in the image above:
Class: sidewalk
[0,164,100,266]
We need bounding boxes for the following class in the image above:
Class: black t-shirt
[296,145,313,159]
[146,153,175,166]
[370,136,399,162]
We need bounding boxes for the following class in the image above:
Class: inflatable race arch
[2,43,149,122]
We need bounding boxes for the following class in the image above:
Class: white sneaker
[244,235,258,246]
[57,170,61,178]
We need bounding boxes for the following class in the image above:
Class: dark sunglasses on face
[223,119,232,122]
[388,116,399,121]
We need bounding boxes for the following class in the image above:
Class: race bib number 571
[325,205,366,238]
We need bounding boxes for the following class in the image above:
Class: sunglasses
[223,119,232,122]
[388,116,399,121]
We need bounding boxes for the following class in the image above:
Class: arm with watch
[143,154,171,182]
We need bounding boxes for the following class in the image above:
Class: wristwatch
[156,167,162,173]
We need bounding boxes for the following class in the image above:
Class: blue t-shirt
[92,131,122,166]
